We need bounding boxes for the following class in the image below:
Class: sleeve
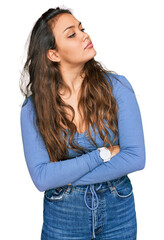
[20,97,103,192]
[72,75,146,186]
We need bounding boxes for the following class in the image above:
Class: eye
[68,28,85,38]
[68,33,75,38]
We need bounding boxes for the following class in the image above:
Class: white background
[0,0,164,239]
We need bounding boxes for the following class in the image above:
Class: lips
[84,41,92,49]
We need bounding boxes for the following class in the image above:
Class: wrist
[98,147,112,162]
[108,146,113,158]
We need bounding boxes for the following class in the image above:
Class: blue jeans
[41,175,137,240]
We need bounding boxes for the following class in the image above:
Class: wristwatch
[98,147,111,162]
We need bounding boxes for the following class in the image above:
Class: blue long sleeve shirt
[20,73,146,192]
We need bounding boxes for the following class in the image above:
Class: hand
[107,145,120,158]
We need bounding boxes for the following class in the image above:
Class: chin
[86,49,97,61]
[93,49,97,57]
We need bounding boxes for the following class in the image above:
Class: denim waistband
[62,175,127,239]
[69,175,126,192]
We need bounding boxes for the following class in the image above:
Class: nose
[82,31,90,42]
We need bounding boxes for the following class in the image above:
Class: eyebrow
[63,21,82,33]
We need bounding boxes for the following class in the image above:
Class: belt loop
[107,180,115,193]
[65,185,72,194]
[107,180,112,187]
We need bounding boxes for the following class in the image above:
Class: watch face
[100,148,111,160]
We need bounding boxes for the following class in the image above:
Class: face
[48,13,97,67]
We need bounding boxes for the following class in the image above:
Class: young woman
[20,7,146,240]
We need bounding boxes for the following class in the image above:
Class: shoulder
[21,94,34,109]
[104,72,135,98]
[20,94,35,118]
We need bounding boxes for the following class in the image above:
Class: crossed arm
[20,74,145,191]
[67,145,120,185]
[71,75,146,185]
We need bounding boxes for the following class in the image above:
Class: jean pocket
[111,175,133,199]
[44,185,72,202]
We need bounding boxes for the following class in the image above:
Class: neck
[59,64,85,95]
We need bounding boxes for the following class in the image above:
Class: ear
[47,49,60,62]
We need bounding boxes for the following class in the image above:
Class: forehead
[52,13,79,34]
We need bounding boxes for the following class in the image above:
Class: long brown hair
[19,7,120,162]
